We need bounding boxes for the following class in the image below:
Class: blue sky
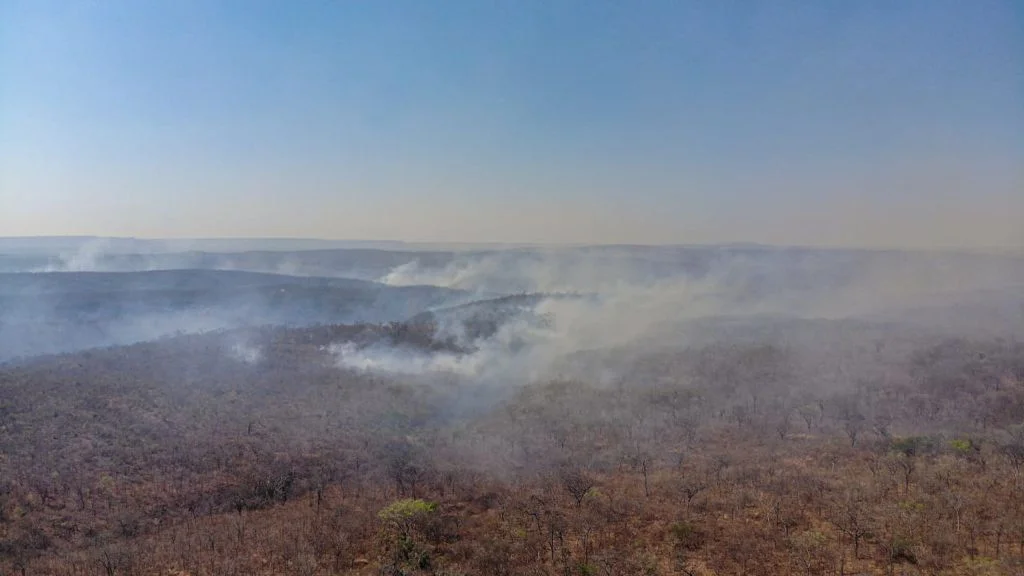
[1,1,1021,247]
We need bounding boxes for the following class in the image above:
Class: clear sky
[1,1,1021,247]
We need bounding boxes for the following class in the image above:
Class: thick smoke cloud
[349,248,1024,385]
[338,273,744,384]
[4,242,1022,376]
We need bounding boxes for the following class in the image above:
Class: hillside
[1,318,1023,575]
[0,270,465,360]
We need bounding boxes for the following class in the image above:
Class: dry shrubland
[1,317,1022,575]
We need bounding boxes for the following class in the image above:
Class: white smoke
[230,341,263,364]
[351,248,1024,384]
[333,275,731,384]
[33,238,115,272]
[378,250,673,294]
[331,305,559,381]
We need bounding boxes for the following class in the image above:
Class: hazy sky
[1,1,1021,247]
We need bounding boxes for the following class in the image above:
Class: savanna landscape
[2,243,1023,575]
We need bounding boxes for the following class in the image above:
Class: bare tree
[560,469,595,508]
[830,490,871,559]
[678,477,707,513]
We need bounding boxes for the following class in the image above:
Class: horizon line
[0,235,1021,255]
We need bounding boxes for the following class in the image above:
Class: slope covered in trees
[1,317,1023,575]
[0,270,465,360]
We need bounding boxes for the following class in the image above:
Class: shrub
[670,521,704,551]
[378,499,440,572]
[379,499,437,528]
[949,438,972,453]
[890,436,938,457]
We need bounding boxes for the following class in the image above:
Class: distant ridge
[0,236,550,255]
